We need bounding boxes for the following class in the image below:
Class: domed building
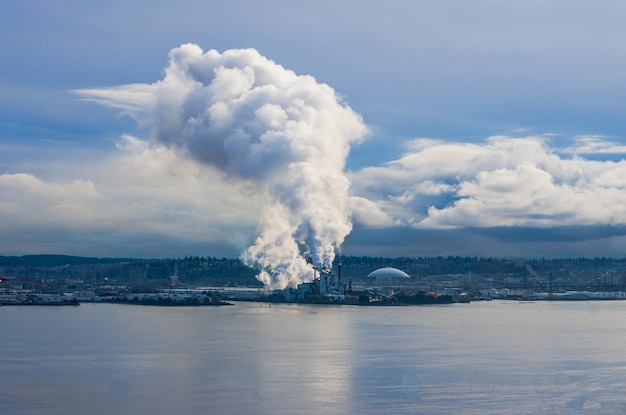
[366,267,411,283]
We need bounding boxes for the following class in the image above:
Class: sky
[3,1,626,266]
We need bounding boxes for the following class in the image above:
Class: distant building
[600,273,622,287]
[366,267,411,283]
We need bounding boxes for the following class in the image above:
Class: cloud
[348,196,396,227]
[351,135,626,230]
[75,44,369,289]
[561,135,626,155]
[74,84,155,117]
[0,134,259,256]
[0,173,100,226]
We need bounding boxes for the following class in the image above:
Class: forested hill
[0,255,136,267]
[3,254,626,278]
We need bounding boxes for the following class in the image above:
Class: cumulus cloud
[351,135,626,230]
[348,196,396,227]
[76,44,369,289]
[0,173,100,226]
[0,134,259,256]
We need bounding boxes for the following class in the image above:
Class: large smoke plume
[76,44,368,289]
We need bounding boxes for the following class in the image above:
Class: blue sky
[3,1,626,262]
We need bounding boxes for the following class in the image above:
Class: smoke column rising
[76,44,368,289]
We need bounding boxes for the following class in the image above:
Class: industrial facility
[252,262,456,305]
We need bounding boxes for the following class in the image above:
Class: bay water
[2,300,626,414]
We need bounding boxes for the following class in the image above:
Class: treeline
[0,255,135,267]
[0,255,261,287]
[340,255,519,277]
[3,254,626,286]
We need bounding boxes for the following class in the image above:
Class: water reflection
[2,302,626,414]
[252,305,355,415]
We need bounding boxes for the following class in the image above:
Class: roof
[366,267,410,279]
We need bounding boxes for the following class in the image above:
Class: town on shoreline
[2,255,626,306]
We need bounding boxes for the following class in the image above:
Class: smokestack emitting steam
[75,44,368,289]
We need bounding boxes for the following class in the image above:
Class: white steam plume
[75,44,368,289]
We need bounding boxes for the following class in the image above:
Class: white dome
[366,267,410,280]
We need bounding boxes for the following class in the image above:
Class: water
[2,301,626,414]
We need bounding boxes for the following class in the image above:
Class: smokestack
[338,261,342,285]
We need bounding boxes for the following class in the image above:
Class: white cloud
[348,196,396,227]
[0,173,100,226]
[351,135,626,229]
[74,44,369,288]
[0,135,260,255]
[74,84,155,118]
[561,135,626,155]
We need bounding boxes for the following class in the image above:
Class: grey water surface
[1,300,626,414]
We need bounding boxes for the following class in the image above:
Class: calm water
[2,301,626,415]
